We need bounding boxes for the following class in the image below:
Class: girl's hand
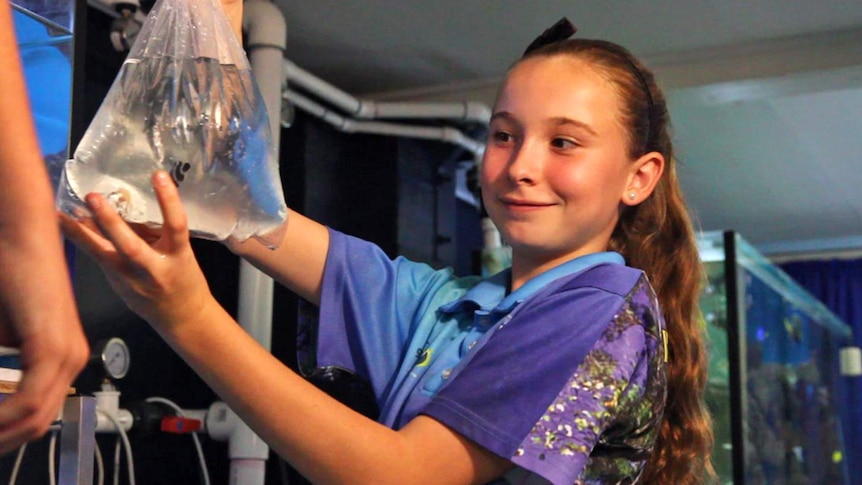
[60,171,214,332]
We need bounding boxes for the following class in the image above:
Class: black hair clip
[523,17,577,56]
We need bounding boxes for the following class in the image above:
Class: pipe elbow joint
[354,100,378,119]
[243,0,287,50]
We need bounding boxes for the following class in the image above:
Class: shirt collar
[439,251,624,314]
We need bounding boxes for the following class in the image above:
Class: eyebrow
[490,111,598,136]
[549,116,598,136]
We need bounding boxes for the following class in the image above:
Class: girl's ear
[621,151,665,206]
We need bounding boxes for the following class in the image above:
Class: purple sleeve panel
[422,264,642,453]
[512,323,649,485]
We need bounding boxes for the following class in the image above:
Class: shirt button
[441,368,452,379]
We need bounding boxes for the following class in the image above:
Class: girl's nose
[507,139,542,185]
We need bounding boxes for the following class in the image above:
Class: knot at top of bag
[130,0,249,69]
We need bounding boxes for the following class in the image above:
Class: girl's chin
[503,239,553,256]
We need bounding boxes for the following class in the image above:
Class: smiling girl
[63,15,713,485]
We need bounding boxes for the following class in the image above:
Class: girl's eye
[551,137,578,149]
[492,131,514,144]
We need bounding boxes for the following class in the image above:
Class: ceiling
[268,0,862,258]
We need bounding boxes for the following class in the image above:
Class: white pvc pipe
[840,347,862,376]
[283,59,491,123]
[244,0,287,150]
[284,59,364,116]
[229,459,267,485]
[284,88,346,128]
[232,1,286,484]
[371,101,491,124]
[236,260,274,353]
[94,409,134,433]
[204,401,238,442]
[285,88,485,160]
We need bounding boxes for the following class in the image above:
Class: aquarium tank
[11,0,75,188]
[698,231,853,485]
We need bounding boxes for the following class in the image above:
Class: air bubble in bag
[57,0,287,248]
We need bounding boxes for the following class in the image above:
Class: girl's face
[480,55,641,271]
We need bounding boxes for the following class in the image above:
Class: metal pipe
[58,396,96,485]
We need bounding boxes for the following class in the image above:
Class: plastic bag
[57,0,287,248]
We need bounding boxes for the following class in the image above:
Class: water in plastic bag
[57,0,287,247]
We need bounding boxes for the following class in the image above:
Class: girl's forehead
[509,55,602,82]
[502,57,613,97]
[494,56,623,123]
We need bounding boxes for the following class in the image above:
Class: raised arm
[58,2,509,480]
[228,210,330,304]
[0,0,89,454]
[61,172,511,484]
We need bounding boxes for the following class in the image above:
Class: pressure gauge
[97,338,130,380]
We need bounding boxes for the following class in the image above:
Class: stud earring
[628,192,636,201]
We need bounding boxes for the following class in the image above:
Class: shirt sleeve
[422,267,663,485]
[300,228,468,400]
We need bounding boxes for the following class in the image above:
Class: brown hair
[521,40,715,484]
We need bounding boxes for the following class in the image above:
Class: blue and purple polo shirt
[299,229,667,484]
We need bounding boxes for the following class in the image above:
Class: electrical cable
[94,438,105,485]
[113,438,120,485]
[145,396,211,485]
[97,409,135,485]
[8,442,25,485]
[48,430,58,485]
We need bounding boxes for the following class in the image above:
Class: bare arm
[61,173,512,484]
[227,210,330,304]
[0,0,89,454]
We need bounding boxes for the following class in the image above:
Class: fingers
[83,192,150,263]
[59,172,201,325]
[0,332,86,455]
[59,212,117,264]
[0,363,66,454]
[61,171,189,258]
[128,222,164,244]
[151,170,190,250]
[0,395,54,455]
[0,297,89,453]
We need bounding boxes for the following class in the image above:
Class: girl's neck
[510,255,566,292]
[509,245,610,292]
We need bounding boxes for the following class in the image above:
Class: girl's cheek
[480,150,508,183]
[545,165,578,192]
[477,161,496,189]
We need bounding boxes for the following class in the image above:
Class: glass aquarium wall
[698,231,853,485]
[10,0,76,188]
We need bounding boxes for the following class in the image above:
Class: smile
[499,197,555,212]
